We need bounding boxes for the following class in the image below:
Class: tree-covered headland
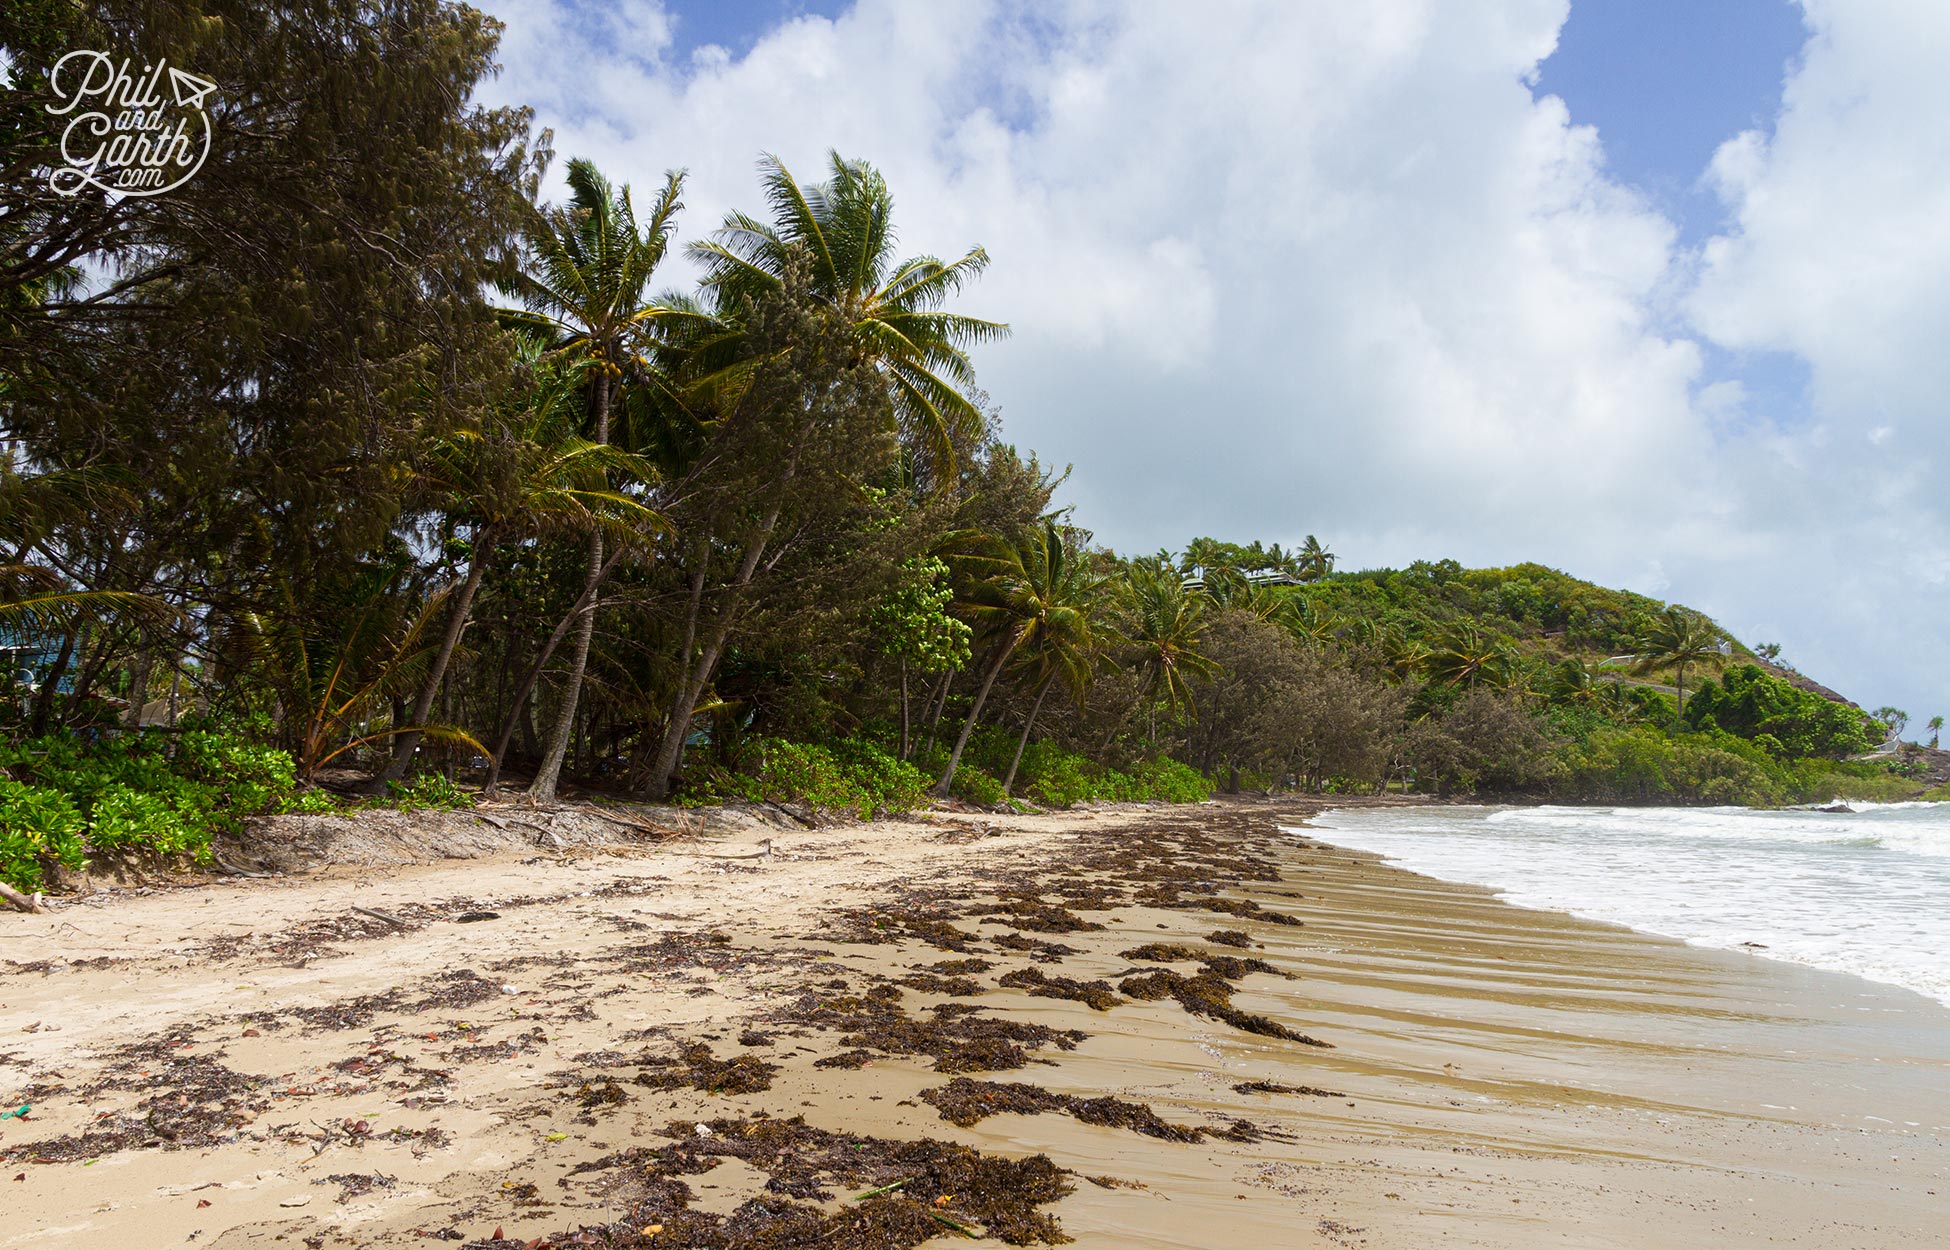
[2,1,1936,891]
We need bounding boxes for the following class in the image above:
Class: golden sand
[1,798,1944,1248]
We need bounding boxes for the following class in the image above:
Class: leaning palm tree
[380,353,666,786]
[1630,606,1728,726]
[934,520,1097,799]
[1000,554,1106,796]
[687,151,1007,476]
[1120,561,1220,741]
[500,159,685,802]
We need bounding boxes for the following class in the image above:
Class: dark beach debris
[978,896,1105,935]
[739,1029,776,1048]
[830,906,986,952]
[634,1042,778,1096]
[898,972,985,997]
[554,1116,1073,1247]
[569,1080,630,1110]
[1116,971,1330,1046]
[919,1077,1206,1143]
[1084,1174,1148,1190]
[1197,955,1288,981]
[1166,896,1302,926]
[1118,943,1207,962]
[782,982,1085,1073]
[991,934,1081,962]
[918,958,994,975]
[1206,930,1255,949]
[318,1171,397,1203]
[1233,1080,1345,1098]
[1067,1095,1204,1142]
[814,1048,879,1070]
[996,967,1120,1011]
[921,1077,1072,1127]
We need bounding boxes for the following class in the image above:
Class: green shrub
[383,772,473,811]
[0,778,87,891]
[680,736,929,817]
[1127,756,1213,803]
[949,763,1006,807]
[0,730,308,888]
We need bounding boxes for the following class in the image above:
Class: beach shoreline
[2,797,1944,1248]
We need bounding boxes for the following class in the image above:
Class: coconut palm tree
[1630,606,1728,726]
[934,520,1097,799]
[380,353,666,785]
[500,159,685,802]
[1422,623,1520,690]
[687,151,1007,475]
[1120,561,1221,742]
[1299,534,1335,581]
[1928,715,1943,749]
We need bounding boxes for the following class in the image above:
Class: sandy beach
[2,798,1945,1249]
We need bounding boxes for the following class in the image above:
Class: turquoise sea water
[1302,802,1950,1006]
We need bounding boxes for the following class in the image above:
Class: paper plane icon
[167,67,216,110]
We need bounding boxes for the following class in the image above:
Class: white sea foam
[1300,802,1950,1006]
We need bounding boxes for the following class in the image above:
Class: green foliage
[1556,727,1788,806]
[383,772,473,812]
[948,763,1007,807]
[872,557,972,674]
[0,778,86,891]
[681,737,929,818]
[1684,665,1878,759]
[0,731,310,889]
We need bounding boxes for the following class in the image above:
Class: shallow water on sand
[1303,802,1950,1006]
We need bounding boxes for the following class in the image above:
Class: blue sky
[484,1,1950,724]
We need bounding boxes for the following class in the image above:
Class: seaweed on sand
[556,1116,1074,1247]
[898,972,985,997]
[1233,1080,1345,1098]
[979,896,1106,935]
[991,933,1081,962]
[1206,929,1254,948]
[1115,970,1331,1046]
[1117,943,1207,962]
[784,982,1085,1073]
[996,967,1120,1011]
[635,1042,779,1095]
[919,1078,1205,1143]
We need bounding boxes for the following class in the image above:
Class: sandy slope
[1,798,1945,1249]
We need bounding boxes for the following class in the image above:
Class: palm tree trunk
[530,374,612,803]
[381,534,490,784]
[29,629,75,734]
[898,660,911,760]
[123,630,156,729]
[1002,674,1054,796]
[932,637,1018,799]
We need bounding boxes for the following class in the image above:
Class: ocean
[1301,802,1950,1007]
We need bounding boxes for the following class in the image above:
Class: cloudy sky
[477,0,1949,728]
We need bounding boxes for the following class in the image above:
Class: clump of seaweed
[1234,1080,1345,1098]
[899,971,984,997]
[922,1077,1071,1127]
[980,896,1105,934]
[996,967,1120,1011]
[1207,930,1254,948]
[920,1078,1206,1143]
[1168,896,1303,926]
[992,933,1082,962]
[1115,970,1331,1046]
[1118,942,1207,962]
[1198,955,1287,981]
[635,1042,778,1095]
[557,1116,1075,1247]
[918,958,993,975]
[571,1080,630,1110]
[783,982,1085,1073]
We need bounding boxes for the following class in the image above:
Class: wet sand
[1,798,1944,1248]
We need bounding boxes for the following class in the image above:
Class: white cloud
[476,0,1950,723]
